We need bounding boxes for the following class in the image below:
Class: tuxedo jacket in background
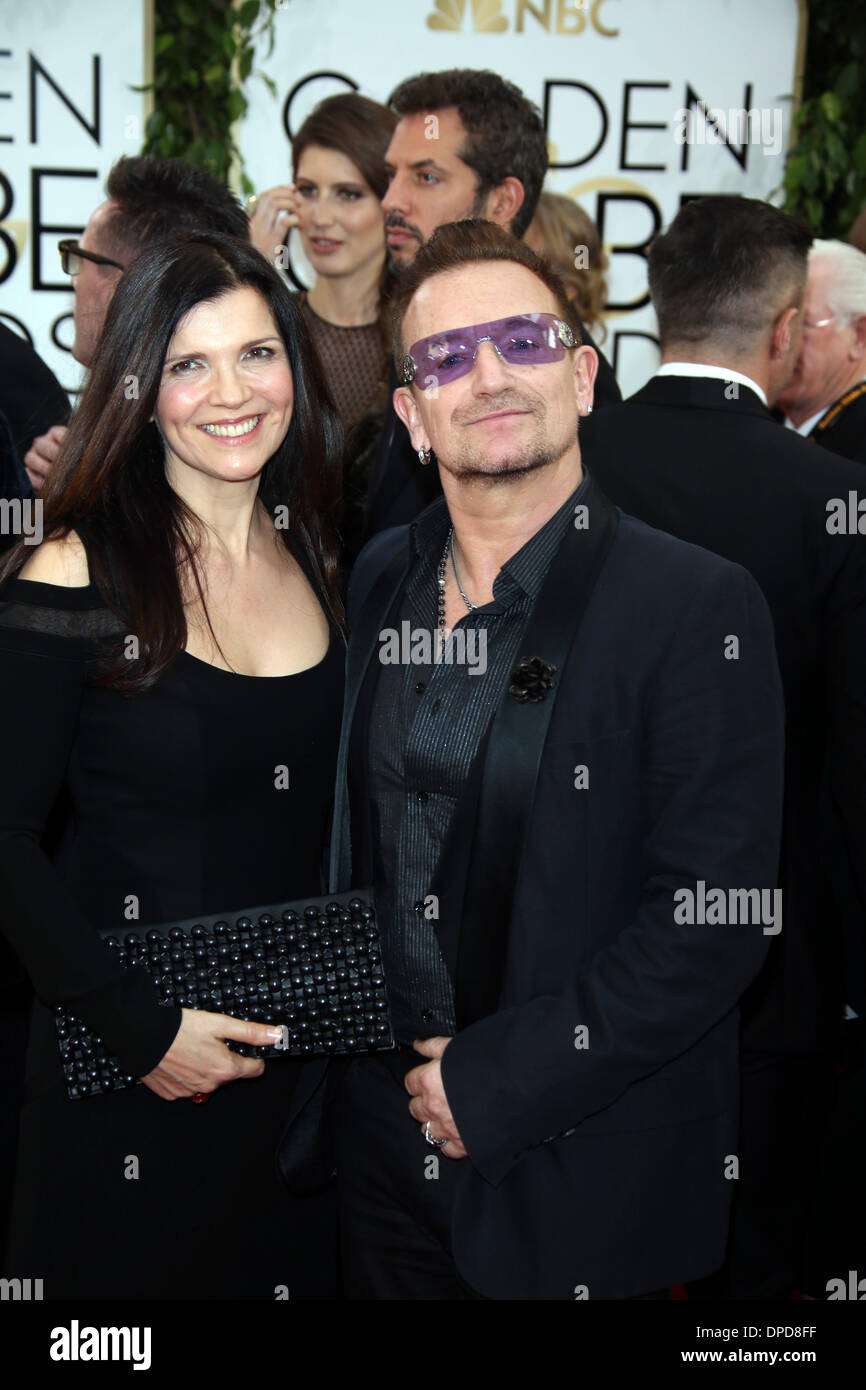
[360,319,621,542]
[582,376,866,1040]
[302,477,786,1299]
[0,322,70,467]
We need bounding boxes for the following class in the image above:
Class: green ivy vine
[139,0,282,196]
[783,1,866,236]
[139,0,865,237]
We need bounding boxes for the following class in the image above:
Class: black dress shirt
[367,472,590,1042]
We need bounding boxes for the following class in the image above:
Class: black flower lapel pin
[508,655,557,703]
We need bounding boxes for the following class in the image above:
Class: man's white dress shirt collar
[656,362,768,408]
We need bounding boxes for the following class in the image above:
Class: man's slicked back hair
[390,219,580,368]
[102,155,249,260]
[648,196,812,348]
[388,69,547,239]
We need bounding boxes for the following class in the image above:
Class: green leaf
[260,72,277,98]
[239,46,254,81]
[826,131,847,170]
[239,0,260,26]
[227,89,246,122]
[834,63,857,99]
[805,196,822,228]
[820,91,842,123]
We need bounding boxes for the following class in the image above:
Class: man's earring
[418,446,432,466]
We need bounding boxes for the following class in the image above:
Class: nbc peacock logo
[427,0,508,31]
[425,1,618,36]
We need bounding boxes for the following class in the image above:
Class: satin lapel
[361,365,400,539]
[450,478,619,1028]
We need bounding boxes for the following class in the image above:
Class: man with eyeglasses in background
[22,155,249,491]
[776,239,866,464]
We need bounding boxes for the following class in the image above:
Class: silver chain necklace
[437,525,477,634]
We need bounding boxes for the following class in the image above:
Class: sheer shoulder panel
[0,579,123,660]
[0,577,180,1075]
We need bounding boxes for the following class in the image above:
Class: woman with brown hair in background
[249,93,397,563]
[524,191,609,343]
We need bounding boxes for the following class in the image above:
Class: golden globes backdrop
[243,0,805,395]
[0,0,150,397]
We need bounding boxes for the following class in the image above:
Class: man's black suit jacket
[361,319,621,541]
[0,323,70,467]
[283,477,785,1299]
[582,375,866,1042]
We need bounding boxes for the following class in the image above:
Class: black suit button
[415,681,425,694]
[416,791,429,804]
[421,1009,434,1024]
[413,900,425,914]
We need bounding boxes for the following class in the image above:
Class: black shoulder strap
[455,479,619,1029]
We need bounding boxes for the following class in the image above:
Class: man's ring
[192,1092,210,1104]
[245,194,258,215]
[424,1120,447,1148]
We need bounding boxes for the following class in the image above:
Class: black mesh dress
[0,540,344,1299]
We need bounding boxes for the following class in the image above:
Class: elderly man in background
[776,239,866,464]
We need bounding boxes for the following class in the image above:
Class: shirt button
[421,1009,434,1025]
[416,791,429,804]
[432,700,440,713]
[415,681,425,694]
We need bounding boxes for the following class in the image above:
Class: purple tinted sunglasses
[399,313,577,387]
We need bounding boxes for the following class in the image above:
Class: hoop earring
[418,446,432,466]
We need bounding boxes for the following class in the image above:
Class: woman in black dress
[0,233,344,1298]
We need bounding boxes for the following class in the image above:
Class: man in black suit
[299,220,785,1300]
[361,69,620,543]
[776,238,866,463]
[0,325,70,493]
[582,196,866,1299]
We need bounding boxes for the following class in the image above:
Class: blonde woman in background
[525,191,609,343]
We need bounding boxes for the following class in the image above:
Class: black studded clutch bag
[55,890,393,1100]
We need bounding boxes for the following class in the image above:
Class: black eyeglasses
[58,239,125,276]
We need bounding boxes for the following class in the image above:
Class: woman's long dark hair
[0,232,344,691]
